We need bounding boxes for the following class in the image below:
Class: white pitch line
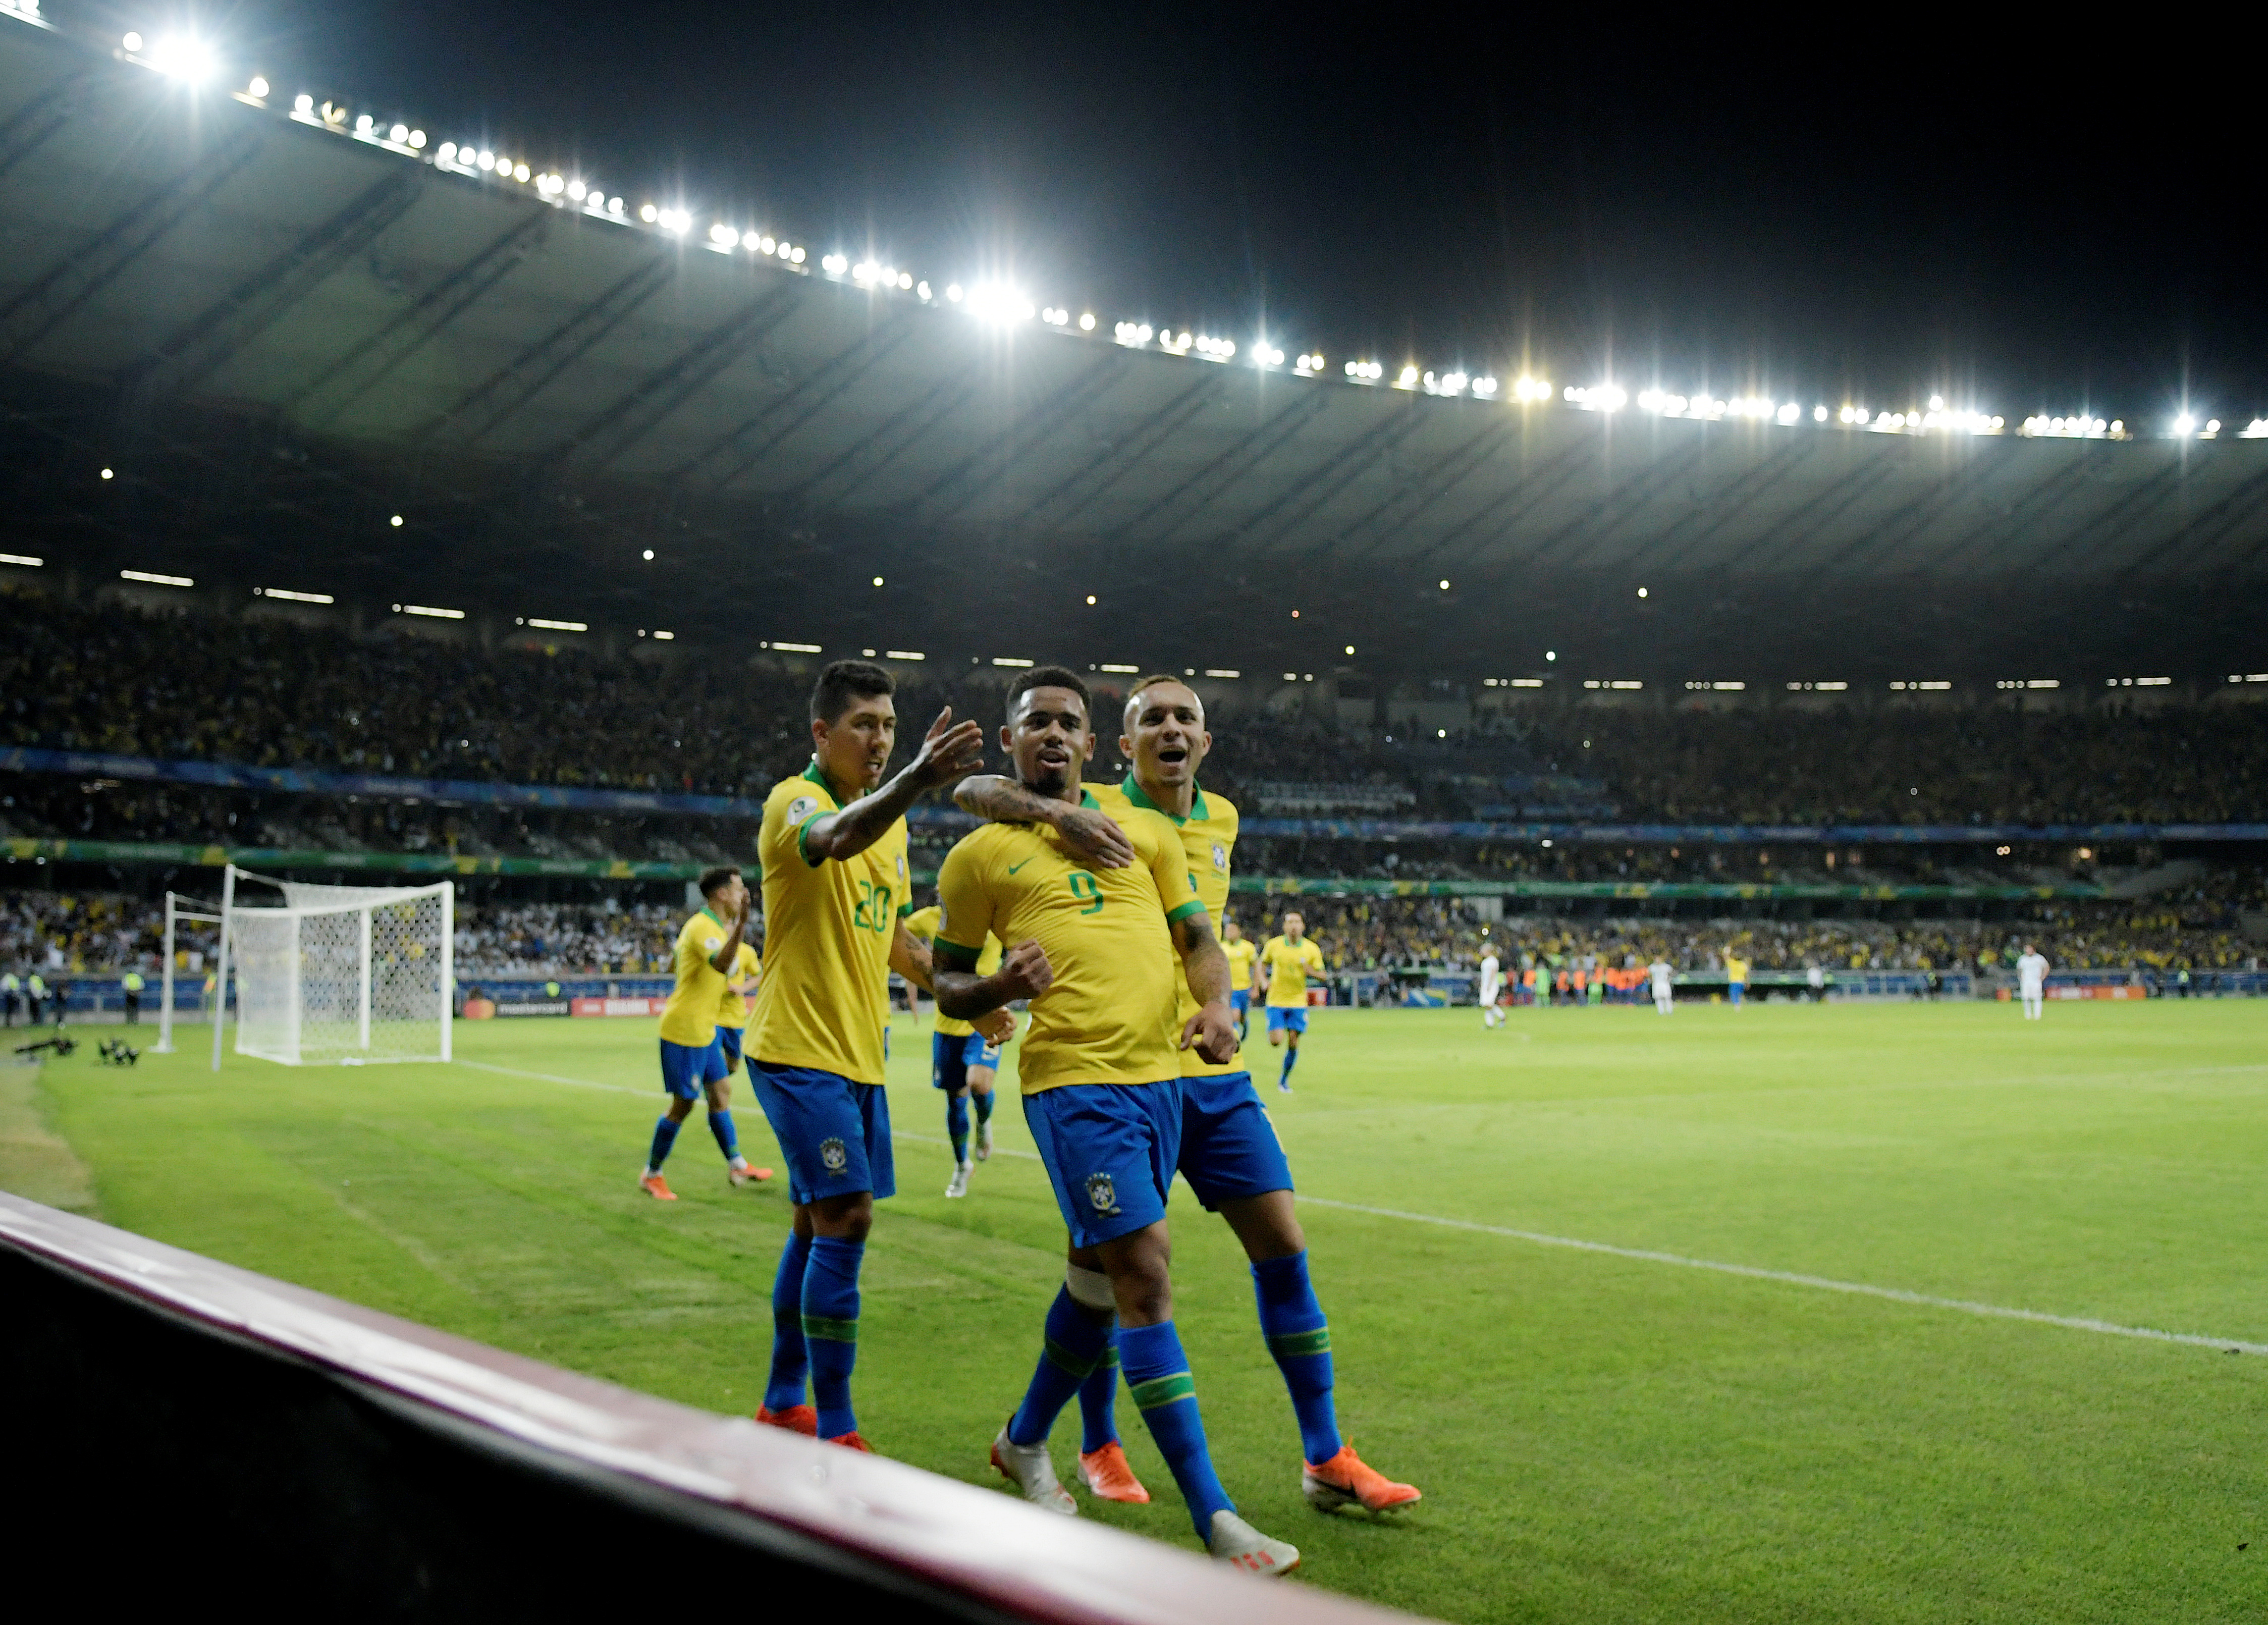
[468,1062,2268,1358]
[459,1060,644,1096]
[1297,1195,2268,1357]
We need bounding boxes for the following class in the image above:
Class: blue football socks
[1121,1320,1234,1537]
[707,1108,740,1163]
[763,1231,813,1413]
[973,1089,995,1127]
[1252,1250,1342,1464]
[945,1091,970,1163]
[1008,1286,1114,1447]
[1279,1045,1300,1089]
[1077,1335,1122,1453]
[646,1114,681,1172]
[801,1236,864,1439]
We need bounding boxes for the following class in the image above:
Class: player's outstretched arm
[804,708,986,863]
[950,775,1135,869]
[934,938,1053,1021]
[1169,911,1237,1064]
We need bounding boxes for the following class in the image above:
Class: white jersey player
[2016,944,2049,1020]
[1478,950,1503,1027]
[1649,958,1674,1015]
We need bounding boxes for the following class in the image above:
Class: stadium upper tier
[4,22,2268,683]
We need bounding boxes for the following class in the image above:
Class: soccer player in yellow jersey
[716,938,760,1072]
[638,865,773,1200]
[933,668,1300,1574]
[1257,912,1327,1093]
[745,660,994,1452]
[957,674,1419,1526]
[1220,916,1258,1043]
[903,903,1006,1196]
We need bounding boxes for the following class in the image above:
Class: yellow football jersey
[747,761,909,1086]
[1224,936,1257,991]
[1261,934,1327,1007]
[717,941,760,1030]
[1089,776,1241,1077]
[933,794,1204,1093]
[659,908,735,1046]
[903,904,1001,1039]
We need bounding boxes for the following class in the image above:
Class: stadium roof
[5,20,2268,683]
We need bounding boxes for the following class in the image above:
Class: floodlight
[479,150,497,172]
[122,31,142,51]
[100,467,113,479]
[389,123,408,142]
[389,514,403,527]
[1929,394,1945,410]
[639,203,659,223]
[512,163,529,182]
[1438,579,1450,589]
[643,549,654,560]
[570,180,588,201]
[1397,365,1419,388]
[355,114,374,134]
[917,280,932,299]
[2173,413,2196,435]
[710,223,736,245]
[608,197,624,215]
[873,576,884,586]
[294,93,313,113]
[946,283,963,301]
[248,76,268,98]
[789,247,805,263]
[408,130,425,148]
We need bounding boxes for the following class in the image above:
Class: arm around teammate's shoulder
[951,774,1135,869]
[803,708,985,864]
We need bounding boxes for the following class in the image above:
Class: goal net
[224,873,453,1066]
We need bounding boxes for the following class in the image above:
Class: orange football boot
[638,1172,678,1201]
[1302,1444,1421,1513]
[729,1163,775,1186]
[755,1404,818,1436]
[827,1431,875,1452]
[1076,1441,1150,1503]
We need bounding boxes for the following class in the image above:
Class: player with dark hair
[638,864,774,1199]
[903,901,1007,1197]
[938,667,1301,1573]
[1257,911,1325,1092]
[746,660,998,1450]
[956,672,1419,1522]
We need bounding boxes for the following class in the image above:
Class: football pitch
[15,1000,2268,1622]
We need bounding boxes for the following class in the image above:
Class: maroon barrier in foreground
[0,1192,1428,1625]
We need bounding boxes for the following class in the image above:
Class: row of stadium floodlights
[14,4,2260,443]
[21,550,2268,692]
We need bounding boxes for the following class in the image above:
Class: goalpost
[209,868,455,1068]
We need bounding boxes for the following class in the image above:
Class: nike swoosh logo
[1008,857,1035,875]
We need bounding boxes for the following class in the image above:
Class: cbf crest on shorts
[786,796,820,825]
[1085,1172,1121,1216]
[820,1137,849,1174]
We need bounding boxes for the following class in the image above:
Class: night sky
[109,3,2268,426]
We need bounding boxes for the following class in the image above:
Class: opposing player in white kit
[2016,944,2049,1019]
[1478,948,1503,1027]
[1649,957,1675,1015]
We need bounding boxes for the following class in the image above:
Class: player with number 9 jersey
[933,791,1202,1094]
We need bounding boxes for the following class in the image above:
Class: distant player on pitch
[1257,912,1326,1092]
[638,865,774,1200]
[1650,956,1675,1015]
[1478,945,1503,1027]
[904,902,1007,1197]
[936,667,1303,1574]
[745,660,994,1451]
[2016,943,2050,1020]
[1222,917,1257,1044]
[957,673,1419,1524]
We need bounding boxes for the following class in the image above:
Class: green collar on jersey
[1120,772,1206,824]
[803,755,865,806]
[698,906,726,930]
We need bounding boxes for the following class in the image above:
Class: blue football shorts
[716,1024,745,1067]
[1178,1071,1293,1209]
[1229,989,1250,1014]
[1265,1005,1309,1034]
[659,1035,727,1101]
[1022,1081,1182,1249]
[748,1061,896,1205]
[930,1030,1003,1091]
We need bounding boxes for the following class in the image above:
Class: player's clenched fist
[997,938,1053,1001]
[909,707,988,790]
[975,1006,1016,1045]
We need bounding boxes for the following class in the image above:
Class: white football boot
[945,1163,971,1199]
[1206,1509,1300,1575]
[989,1424,1075,1514]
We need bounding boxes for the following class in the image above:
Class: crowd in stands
[7,888,2257,984]
[10,587,2268,828]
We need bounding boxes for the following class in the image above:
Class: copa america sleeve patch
[786,796,820,824]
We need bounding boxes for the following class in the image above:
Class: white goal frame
[209,867,454,1068]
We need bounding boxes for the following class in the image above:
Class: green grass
[20,1000,2268,1621]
